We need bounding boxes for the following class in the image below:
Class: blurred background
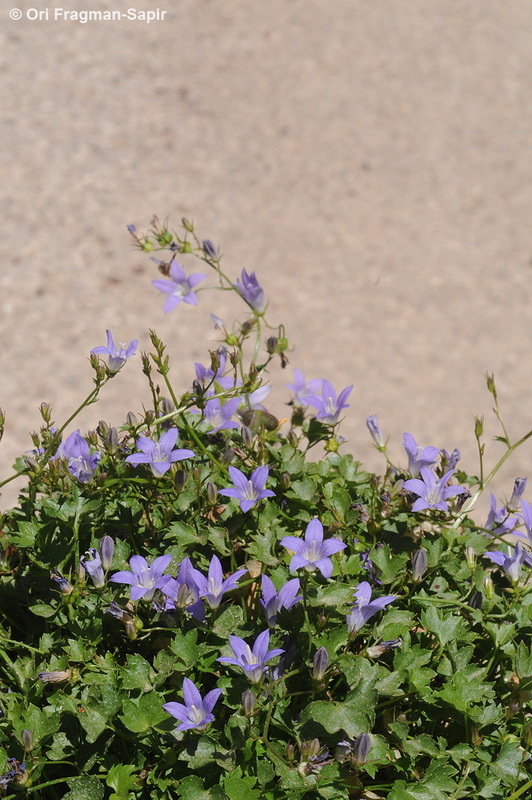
[1,0,532,515]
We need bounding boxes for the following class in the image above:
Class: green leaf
[493,739,525,786]
[121,654,154,692]
[64,776,104,800]
[119,692,167,733]
[29,602,57,618]
[211,604,245,638]
[11,520,40,547]
[106,764,138,799]
[286,477,317,503]
[169,629,200,668]
[224,766,261,800]
[420,606,468,647]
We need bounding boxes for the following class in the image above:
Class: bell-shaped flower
[161,557,205,621]
[80,548,105,588]
[403,467,467,512]
[280,518,346,579]
[91,330,138,374]
[484,542,532,583]
[163,677,222,732]
[203,396,241,434]
[189,555,247,610]
[303,380,353,426]
[53,430,101,483]
[402,433,439,477]
[285,370,324,408]
[233,269,265,313]
[219,466,275,512]
[260,575,302,627]
[125,428,195,478]
[217,630,284,684]
[110,554,173,602]
[346,582,396,634]
[152,260,206,312]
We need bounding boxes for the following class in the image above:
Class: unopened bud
[352,733,372,765]
[281,472,291,491]
[161,397,175,416]
[474,416,484,438]
[105,427,118,453]
[242,689,256,717]
[181,217,194,232]
[411,549,428,582]
[50,571,74,595]
[335,740,351,762]
[508,477,527,512]
[38,669,72,684]
[285,744,295,762]
[312,647,329,681]
[366,639,402,658]
[21,730,33,752]
[143,410,155,425]
[206,482,218,505]
[366,415,386,450]
[40,403,52,423]
[484,372,497,398]
[125,411,138,428]
[266,336,278,355]
[174,470,186,491]
[97,420,109,439]
[202,239,218,260]
[220,448,235,466]
[240,426,253,447]
[287,429,299,447]
[99,536,114,572]
[465,546,476,569]
[483,574,494,601]
[301,739,321,760]
[469,590,483,609]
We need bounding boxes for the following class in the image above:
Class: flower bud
[181,217,194,232]
[161,397,175,416]
[312,647,329,681]
[411,548,428,582]
[335,740,351,762]
[202,239,218,260]
[301,739,321,760]
[474,416,484,438]
[366,639,402,658]
[125,411,138,428]
[352,733,372,765]
[21,730,33,752]
[220,447,235,466]
[173,470,187,491]
[38,669,72,683]
[483,574,494,601]
[287,428,299,447]
[366,415,386,450]
[242,689,256,717]
[206,482,218,505]
[285,744,295,762]
[484,372,497,398]
[39,403,52,423]
[266,336,278,355]
[280,472,291,491]
[99,536,114,572]
[469,590,483,609]
[97,420,109,439]
[50,571,74,595]
[240,426,253,447]
[465,546,476,569]
[508,477,527,512]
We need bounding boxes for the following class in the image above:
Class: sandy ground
[1,0,532,519]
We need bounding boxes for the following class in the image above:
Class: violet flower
[280,518,346,579]
[203,396,241,434]
[402,433,439,477]
[110,554,173,601]
[91,330,138,374]
[366,415,386,450]
[484,542,532,583]
[518,498,532,546]
[303,380,353,425]
[260,575,302,627]
[508,477,527,513]
[152,260,206,312]
[285,369,324,407]
[484,493,520,536]
[80,548,105,588]
[233,269,265,313]
[161,557,205,621]
[403,467,467,512]
[219,466,275,512]
[163,677,222,732]
[346,581,396,634]
[53,430,101,483]
[217,630,284,684]
[189,555,247,610]
[125,428,195,478]
[194,349,235,390]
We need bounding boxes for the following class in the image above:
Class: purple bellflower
[110,554,173,602]
[53,430,101,483]
[508,477,528,513]
[194,349,235,391]
[161,557,205,621]
[80,548,105,588]
[233,269,265,313]
[189,555,247,610]
[402,433,439,477]
[518,498,532,545]
[484,542,532,583]
[303,380,353,426]
[346,581,396,634]
[217,630,284,684]
[163,677,222,732]
[125,428,195,478]
[152,260,206,312]
[91,330,138,374]
[484,493,520,536]
[366,415,387,450]
[285,369,324,407]
[403,467,467,512]
[202,396,241,434]
[219,465,275,512]
[280,518,346,579]
[260,575,302,627]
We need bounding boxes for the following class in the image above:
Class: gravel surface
[1,0,532,515]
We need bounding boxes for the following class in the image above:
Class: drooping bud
[352,733,372,765]
[411,549,428,582]
[366,639,402,658]
[312,647,329,681]
[38,669,72,683]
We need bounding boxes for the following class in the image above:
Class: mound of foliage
[0,217,530,799]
